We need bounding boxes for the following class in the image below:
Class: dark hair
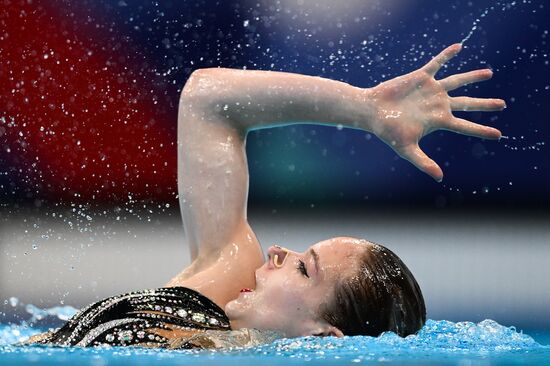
[319,241,426,337]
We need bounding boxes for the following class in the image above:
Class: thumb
[398,144,444,182]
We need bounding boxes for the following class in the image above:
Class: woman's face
[225,237,368,337]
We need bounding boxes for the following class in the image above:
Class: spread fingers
[397,144,444,182]
[440,69,493,91]
[450,96,506,112]
[422,43,463,77]
[444,117,502,139]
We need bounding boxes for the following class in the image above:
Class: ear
[310,325,344,338]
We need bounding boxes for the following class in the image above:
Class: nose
[267,245,291,268]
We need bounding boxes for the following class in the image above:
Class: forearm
[185,68,377,133]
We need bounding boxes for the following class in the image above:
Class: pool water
[1,319,549,365]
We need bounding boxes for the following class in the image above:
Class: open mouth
[239,269,259,293]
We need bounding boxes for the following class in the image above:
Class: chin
[224,297,246,319]
[224,294,260,329]
[224,299,238,317]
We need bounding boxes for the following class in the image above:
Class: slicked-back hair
[319,242,426,337]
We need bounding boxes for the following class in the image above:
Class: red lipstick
[240,288,253,293]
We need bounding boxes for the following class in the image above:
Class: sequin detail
[176,309,188,318]
[33,287,231,348]
[192,313,206,323]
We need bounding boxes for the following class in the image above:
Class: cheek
[256,265,320,307]
[271,280,316,311]
[257,275,304,306]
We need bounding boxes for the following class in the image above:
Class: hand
[366,43,506,182]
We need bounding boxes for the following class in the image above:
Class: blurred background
[0,0,548,336]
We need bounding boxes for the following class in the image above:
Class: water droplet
[9,297,19,307]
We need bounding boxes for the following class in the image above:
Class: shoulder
[169,222,264,310]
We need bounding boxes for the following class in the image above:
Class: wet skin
[225,238,370,337]
[167,44,506,337]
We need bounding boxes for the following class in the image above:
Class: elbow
[180,68,212,100]
[180,68,228,106]
[179,67,233,121]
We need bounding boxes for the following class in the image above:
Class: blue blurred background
[1,0,548,208]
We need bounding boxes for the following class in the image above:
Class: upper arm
[176,69,257,263]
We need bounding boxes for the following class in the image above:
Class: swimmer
[26,44,505,348]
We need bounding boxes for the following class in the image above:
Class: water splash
[460,1,522,45]
[250,319,543,359]
[24,304,78,323]
[0,319,547,366]
[460,7,491,45]
[499,135,545,152]
[3,297,78,325]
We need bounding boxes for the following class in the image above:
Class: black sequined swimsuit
[34,287,231,347]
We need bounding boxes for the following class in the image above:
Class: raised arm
[168,44,504,305]
[171,67,373,281]
[191,43,504,181]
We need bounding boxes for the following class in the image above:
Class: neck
[228,317,243,331]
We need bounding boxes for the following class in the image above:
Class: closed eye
[297,260,310,278]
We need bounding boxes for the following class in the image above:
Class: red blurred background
[1,1,177,205]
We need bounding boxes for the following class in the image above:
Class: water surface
[1,319,549,365]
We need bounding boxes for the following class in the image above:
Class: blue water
[1,319,549,365]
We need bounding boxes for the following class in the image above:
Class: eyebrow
[309,248,320,277]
